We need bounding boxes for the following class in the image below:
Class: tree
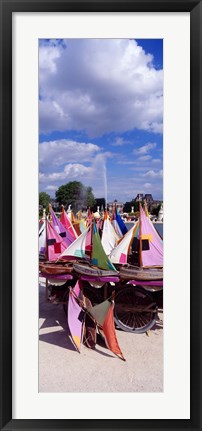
[55,181,96,211]
[123,200,139,213]
[151,203,162,216]
[39,191,51,208]
[86,187,96,209]
[92,198,105,212]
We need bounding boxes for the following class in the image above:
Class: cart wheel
[63,283,102,316]
[114,285,158,333]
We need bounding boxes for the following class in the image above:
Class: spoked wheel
[114,285,158,333]
[63,282,102,316]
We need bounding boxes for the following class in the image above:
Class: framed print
[0,0,201,430]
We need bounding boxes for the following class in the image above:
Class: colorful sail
[111,214,123,239]
[59,227,89,260]
[115,207,128,235]
[139,204,163,267]
[70,211,82,236]
[72,279,84,300]
[86,212,93,253]
[101,301,125,361]
[85,229,92,254]
[101,214,119,256]
[60,207,78,240]
[67,289,85,352]
[87,207,93,225]
[109,222,138,264]
[49,207,74,246]
[87,298,111,326]
[91,222,117,271]
[148,215,163,242]
[39,221,46,258]
[46,220,68,261]
[143,202,163,242]
[79,219,86,233]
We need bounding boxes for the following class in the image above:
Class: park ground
[39,279,163,393]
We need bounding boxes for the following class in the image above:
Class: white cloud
[39,43,61,74]
[40,165,163,201]
[138,155,152,161]
[144,182,152,189]
[152,158,161,163]
[45,185,58,191]
[39,39,163,136]
[111,137,131,147]
[117,160,135,165]
[143,169,163,178]
[39,153,110,199]
[133,142,157,155]
[40,164,92,183]
[39,139,100,171]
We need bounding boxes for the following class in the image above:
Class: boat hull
[39,261,74,275]
[119,265,163,281]
[73,262,119,278]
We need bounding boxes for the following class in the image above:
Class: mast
[90,217,94,264]
[45,215,48,262]
[139,203,143,268]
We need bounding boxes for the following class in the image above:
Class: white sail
[110,223,138,264]
[101,218,119,256]
[111,219,123,239]
[59,227,89,259]
[39,221,46,257]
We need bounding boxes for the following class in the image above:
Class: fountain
[103,160,108,210]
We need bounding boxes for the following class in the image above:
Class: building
[108,200,124,214]
[134,193,162,212]
[144,194,153,204]
[134,193,144,202]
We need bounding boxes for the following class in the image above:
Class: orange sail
[102,302,125,361]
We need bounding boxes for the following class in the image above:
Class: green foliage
[86,187,96,209]
[39,192,51,208]
[55,181,96,211]
[92,198,105,212]
[123,200,139,213]
[151,203,162,216]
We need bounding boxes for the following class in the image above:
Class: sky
[39,38,163,204]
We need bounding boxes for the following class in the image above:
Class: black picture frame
[0,1,201,430]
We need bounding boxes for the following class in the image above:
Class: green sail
[91,222,117,271]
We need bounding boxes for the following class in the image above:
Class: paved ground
[39,279,163,393]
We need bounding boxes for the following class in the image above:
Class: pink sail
[60,210,78,240]
[46,220,68,261]
[50,207,74,246]
[140,205,163,267]
[67,289,85,352]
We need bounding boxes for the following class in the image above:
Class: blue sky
[39,39,163,203]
